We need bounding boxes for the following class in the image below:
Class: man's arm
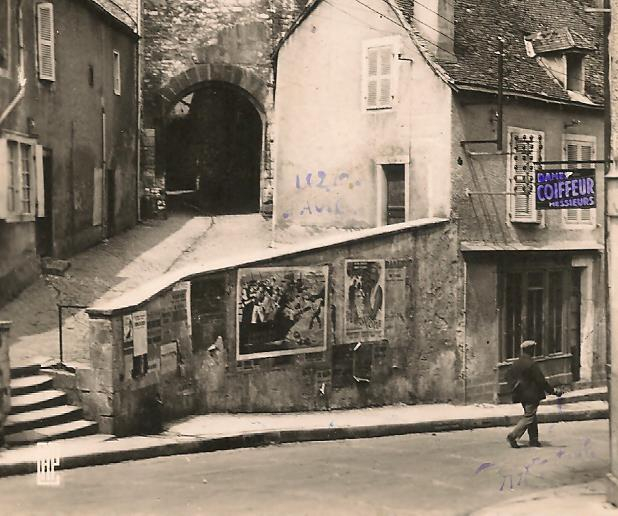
[532,364,560,395]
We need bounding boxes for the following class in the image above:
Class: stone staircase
[5,363,98,446]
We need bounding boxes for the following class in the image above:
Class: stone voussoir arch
[159,63,271,116]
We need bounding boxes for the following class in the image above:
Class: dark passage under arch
[164,83,262,214]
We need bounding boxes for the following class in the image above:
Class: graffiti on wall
[281,170,362,221]
[344,260,385,342]
[236,266,329,360]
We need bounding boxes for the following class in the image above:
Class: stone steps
[5,420,99,447]
[10,390,68,415]
[6,362,98,447]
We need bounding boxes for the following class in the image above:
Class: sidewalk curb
[0,407,607,478]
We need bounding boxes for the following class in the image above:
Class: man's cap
[521,340,536,349]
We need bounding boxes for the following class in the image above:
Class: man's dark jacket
[508,354,556,404]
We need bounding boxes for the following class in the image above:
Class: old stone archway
[159,64,271,215]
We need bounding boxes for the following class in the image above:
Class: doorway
[35,150,53,256]
[163,82,263,214]
[106,168,116,237]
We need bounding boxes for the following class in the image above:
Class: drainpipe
[135,0,142,222]
[0,1,26,128]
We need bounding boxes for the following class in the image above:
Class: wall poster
[236,266,328,360]
[344,259,385,342]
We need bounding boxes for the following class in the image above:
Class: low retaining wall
[0,322,11,446]
[85,219,464,436]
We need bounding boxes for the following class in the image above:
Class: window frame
[566,53,586,94]
[507,126,545,224]
[500,266,572,361]
[561,133,596,227]
[361,36,400,112]
[36,2,56,82]
[113,50,121,95]
[375,156,409,226]
[0,133,39,222]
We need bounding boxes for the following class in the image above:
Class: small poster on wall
[236,266,328,360]
[132,310,148,357]
[173,281,192,335]
[344,259,385,342]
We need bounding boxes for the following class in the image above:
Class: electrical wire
[414,0,455,25]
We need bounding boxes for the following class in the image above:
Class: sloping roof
[526,27,595,54]
[275,0,604,107]
[431,0,604,105]
[86,0,138,32]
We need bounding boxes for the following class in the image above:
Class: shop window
[502,268,576,360]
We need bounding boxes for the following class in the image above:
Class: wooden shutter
[579,145,593,222]
[378,47,392,107]
[0,139,7,219]
[93,167,103,226]
[510,132,538,222]
[366,48,379,109]
[35,145,45,217]
[37,3,55,81]
[564,141,594,224]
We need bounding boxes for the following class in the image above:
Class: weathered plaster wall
[0,222,38,306]
[85,220,462,436]
[451,95,605,246]
[0,0,138,303]
[273,0,452,238]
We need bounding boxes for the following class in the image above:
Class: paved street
[0,420,609,515]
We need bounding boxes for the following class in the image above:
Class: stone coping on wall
[87,217,449,317]
[460,241,604,253]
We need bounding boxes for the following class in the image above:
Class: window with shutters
[0,136,42,221]
[113,50,121,95]
[508,127,544,223]
[563,135,596,226]
[362,37,399,111]
[37,3,55,81]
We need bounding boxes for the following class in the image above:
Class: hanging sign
[535,168,596,210]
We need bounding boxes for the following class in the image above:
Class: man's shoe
[529,441,543,448]
[507,435,520,448]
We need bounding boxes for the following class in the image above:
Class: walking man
[506,340,562,448]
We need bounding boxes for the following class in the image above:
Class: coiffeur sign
[535,168,596,210]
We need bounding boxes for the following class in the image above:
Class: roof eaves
[84,0,138,34]
[455,83,604,110]
[273,0,323,60]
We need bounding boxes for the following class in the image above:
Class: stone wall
[141,0,307,211]
[0,323,11,446]
[85,219,462,436]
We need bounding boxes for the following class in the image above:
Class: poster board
[236,266,328,360]
[344,259,386,342]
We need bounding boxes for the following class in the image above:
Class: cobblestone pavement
[0,212,272,366]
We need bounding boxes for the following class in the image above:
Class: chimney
[413,0,455,61]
